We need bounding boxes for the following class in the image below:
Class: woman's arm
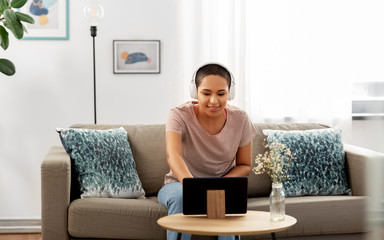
[224,141,252,177]
[166,131,193,183]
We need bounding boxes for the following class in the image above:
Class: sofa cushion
[68,197,167,239]
[248,123,330,197]
[247,195,367,237]
[58,127,145,198]
[263,128,350,197]
[70,124,170,197]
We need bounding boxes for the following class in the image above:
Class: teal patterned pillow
[263,128,350,197]
[57,127,145,199]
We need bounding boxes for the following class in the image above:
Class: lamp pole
[91,26,97,124]
[84,0,104,124]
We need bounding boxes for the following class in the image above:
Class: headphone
[189,63,236,100]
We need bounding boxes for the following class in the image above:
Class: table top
[157,210,297,236]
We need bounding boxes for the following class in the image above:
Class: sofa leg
[271,232,276,240]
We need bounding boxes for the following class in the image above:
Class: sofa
[41,123,376,240]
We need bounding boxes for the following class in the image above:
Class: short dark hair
[195,64,232,89]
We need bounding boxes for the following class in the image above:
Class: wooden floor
[0,233,41,240]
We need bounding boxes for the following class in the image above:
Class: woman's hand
[166,131,193,183]
[225,141,252,177]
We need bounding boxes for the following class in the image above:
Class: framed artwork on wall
[113,40,161,74]
[20,0,69,40]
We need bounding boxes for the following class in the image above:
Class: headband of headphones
[189,63,236,100]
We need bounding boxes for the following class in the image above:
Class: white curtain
[180,0,384,126]
[179,0,246,106]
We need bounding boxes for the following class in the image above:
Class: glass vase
[270,182,285,221]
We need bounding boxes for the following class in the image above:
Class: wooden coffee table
[157,210,297,240]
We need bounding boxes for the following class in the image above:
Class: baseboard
[0,219,41,233]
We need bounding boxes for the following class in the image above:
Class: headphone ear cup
[228,79,236,100]
[228,86,236,101]
[189,80,197,99]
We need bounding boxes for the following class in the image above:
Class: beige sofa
[41,123,375,240]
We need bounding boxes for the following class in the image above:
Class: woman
[158,63,257,240]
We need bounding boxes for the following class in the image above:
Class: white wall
[0,0,383,222]
[0,0,182,219]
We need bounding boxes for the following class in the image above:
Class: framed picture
[113,40,160,74]
[21,0,69,40]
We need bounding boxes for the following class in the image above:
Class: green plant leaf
[0,58,16,76]
[15,12,35,24]
[0,25,9,50]
[11,0,28,8]
[4,19,24,39]
[4,9,17,22]
[22,23,27,33]
[0,0,10,15]
[1,0,10,6]
[0,5,5,15]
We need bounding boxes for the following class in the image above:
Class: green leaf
[15,12,35,24]
[0,0,10,14]
[22,23,27,33]
[1,0,10,6]
[0,58,16,76]
[10,0,27,9]
[0,26,9,50]
[4,9,17,22]
[4,19,24,39]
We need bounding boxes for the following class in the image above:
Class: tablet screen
[182,177,248,215]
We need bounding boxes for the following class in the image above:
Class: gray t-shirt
[164,101,257,184]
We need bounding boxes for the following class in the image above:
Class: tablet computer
[182,177,248,215]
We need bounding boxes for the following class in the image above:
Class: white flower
[252,139,296,183]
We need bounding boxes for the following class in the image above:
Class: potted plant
[0,0,35,76]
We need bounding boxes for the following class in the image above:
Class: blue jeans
[158,182,238,240]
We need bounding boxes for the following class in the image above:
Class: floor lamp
[84,0,104,124]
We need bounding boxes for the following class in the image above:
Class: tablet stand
[206,190,226,219]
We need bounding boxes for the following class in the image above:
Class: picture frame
[20,0,69,40]
[113,40,161,74]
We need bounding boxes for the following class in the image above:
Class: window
[352,82,384,120]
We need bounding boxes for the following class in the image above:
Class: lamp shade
[83,0,104,26]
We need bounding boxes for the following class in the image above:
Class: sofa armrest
[41,146,71,240]
[344,143,384,196]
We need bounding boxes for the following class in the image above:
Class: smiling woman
[158,63,257,240]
